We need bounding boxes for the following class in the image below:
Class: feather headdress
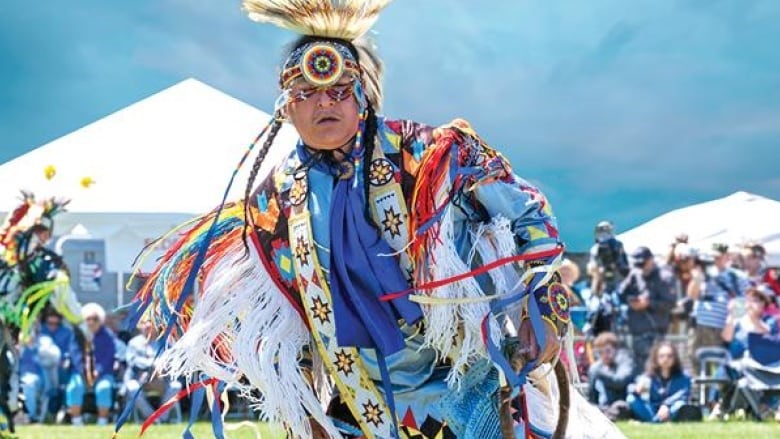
[0,191,36,248]
[242,0,392,41]
[0,192,69,265]
[243,0,389,109]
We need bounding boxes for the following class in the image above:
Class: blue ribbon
[210,381,227,439]
[483,262,552,398]
[182,384,206,439]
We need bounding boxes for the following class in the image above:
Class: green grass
[13,422,285,439]
[9,421,780,438]
[616,421,779,439]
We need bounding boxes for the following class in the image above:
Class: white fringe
[157,242,341,439]
[526,365,626,439]
[421,207,487,388]
[421,213,520,388]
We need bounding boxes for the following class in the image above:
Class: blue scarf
[296,143,423,354]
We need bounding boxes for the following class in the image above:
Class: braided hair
[241,117,283,253]
[361,103,379,225]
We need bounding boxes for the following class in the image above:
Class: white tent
[619,191,780,266]
[0,78,297,274]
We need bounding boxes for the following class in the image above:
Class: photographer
[589,221,630,296]
[619,247,677,374]
[587,221,631,336]
[668,242,697,334]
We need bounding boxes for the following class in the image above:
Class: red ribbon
[380,246,563,302]
[139,377,219,437]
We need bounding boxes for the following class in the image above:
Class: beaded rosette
[281,41,361,88]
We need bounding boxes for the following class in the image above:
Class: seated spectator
[740,243,780,319]
[122,320,181,421]
[587,332,634,420]
[66,303,116,426]
[18,342,40,423]
[627,341,697,423]
[19,310,72,423]
[39,310,75,408]
[722,286,778,359]
[710,285,780,420]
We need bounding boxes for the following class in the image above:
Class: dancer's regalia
[119,1,624,438]
[0,193,82,435]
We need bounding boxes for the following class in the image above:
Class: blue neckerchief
[296,142,423,353]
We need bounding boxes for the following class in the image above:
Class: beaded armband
[521,276,570,339]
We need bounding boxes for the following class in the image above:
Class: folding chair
[727,334,780,420]
[693,347,731,406]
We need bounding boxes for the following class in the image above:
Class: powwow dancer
[0,192,82,436]
[118,1,624,438]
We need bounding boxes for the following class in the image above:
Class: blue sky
[2,0,779,251]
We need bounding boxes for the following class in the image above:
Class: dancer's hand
[519,318,561,365]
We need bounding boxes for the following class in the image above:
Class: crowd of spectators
[12,303,180,426]
[10,220,780,427]
[577,221,780,424]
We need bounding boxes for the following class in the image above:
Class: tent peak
[727,190,764,202]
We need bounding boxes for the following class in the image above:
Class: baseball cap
[741,242,766,259]
[711,243,729,256]
[631,246,654,267]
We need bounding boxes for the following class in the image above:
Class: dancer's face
[287,78,360,151]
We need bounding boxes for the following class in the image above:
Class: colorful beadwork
[369,157,394,186]
[302,43,345,87]
[546,282,570,324]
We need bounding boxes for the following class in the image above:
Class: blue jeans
[20,372,42,419]
[66,374,115,409]
[627,393,685,423]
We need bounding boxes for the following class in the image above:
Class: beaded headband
[280,40,361,89]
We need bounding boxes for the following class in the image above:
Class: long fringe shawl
[132,205,340,438]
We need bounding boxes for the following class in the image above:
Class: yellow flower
[44,165,57,180]
[80,176,95,188]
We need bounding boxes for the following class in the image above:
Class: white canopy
[0,78,297,272]
[619,191,780,266]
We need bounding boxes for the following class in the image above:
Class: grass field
[9,421,780,439]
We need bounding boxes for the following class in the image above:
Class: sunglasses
[289,81,355,103]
